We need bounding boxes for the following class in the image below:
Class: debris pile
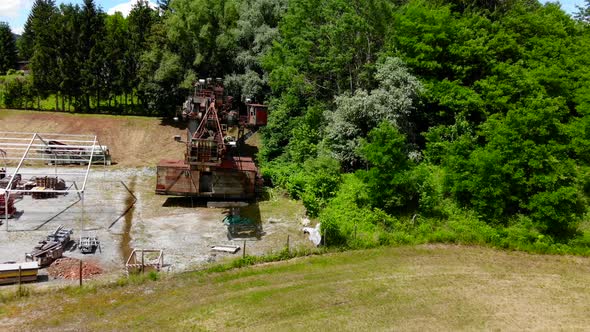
[47,258,103,280]
[79,235,101,254]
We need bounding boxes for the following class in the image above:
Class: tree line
[0,0,286,114]
[0,0,159,112]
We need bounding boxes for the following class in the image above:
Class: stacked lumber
[0,262,39,285]
[31,176,65,199]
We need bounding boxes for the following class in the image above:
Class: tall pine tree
[79,0,105,111]
[25,0,59,110]
[126,0,157,106]
[57,4,82,111]
[0,22,17,75]
[576,0,590,23]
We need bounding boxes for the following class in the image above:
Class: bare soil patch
[0,109,185,167]
[47,257,103,280]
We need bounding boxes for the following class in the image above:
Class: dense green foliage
[3,0,288,113]
[0,73,34,109]
[0,22,17,75]
[259,0,590,252]
[4,0,590,252]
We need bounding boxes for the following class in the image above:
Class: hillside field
[0,109,186,167]
[1,245,590,331]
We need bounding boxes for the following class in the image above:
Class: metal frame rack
[0,131,106,225]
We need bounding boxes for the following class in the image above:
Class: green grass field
[1,72,144,114]
[2,245,590,331]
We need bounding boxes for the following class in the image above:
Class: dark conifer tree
[26,0,59,109]
[0,22,17,75]
[56,4,82,111]
[79,0,105,111]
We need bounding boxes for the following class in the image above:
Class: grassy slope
[2,245,590,331]
[0,109,185,167]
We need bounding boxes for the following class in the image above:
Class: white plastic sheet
[302,223,322,246]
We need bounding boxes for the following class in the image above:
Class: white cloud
[12,25,24,35]
[107,0,158,17]
[0,0,34,18]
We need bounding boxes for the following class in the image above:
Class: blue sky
[0,0,586,34]
[1,0,157,34]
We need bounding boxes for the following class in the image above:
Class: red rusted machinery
[0,149,14,218]
[245,103,268,127]
[0,148,6,180]
[156,78,267,200]
[0,190,16,219]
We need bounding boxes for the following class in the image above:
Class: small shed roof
[0,262,39,272]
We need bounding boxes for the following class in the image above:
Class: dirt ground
[0,167,312,284]
[0,110,313,285]
[0,109,186,167]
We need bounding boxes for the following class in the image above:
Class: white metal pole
[4,190,8,231]
[81,190,85,231]
[97,137,106,178]
[4,133,36,232]
[4,133,36,192]
[80,136,97,192]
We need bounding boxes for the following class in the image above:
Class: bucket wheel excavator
[155,78,267,200]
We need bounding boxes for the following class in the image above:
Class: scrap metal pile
[25,225,73,267]
[30,176,67,199]
[79,235,101,254]
[0,174,66,199]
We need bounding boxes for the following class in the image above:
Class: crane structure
[155,78,267,200]
[187,98,228,165]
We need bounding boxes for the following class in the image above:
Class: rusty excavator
[155,78,267,200]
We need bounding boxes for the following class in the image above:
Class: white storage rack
[0,131,107,226]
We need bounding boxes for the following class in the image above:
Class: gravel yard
[0,167,312,284]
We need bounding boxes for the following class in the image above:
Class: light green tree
[325,57,423,166]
